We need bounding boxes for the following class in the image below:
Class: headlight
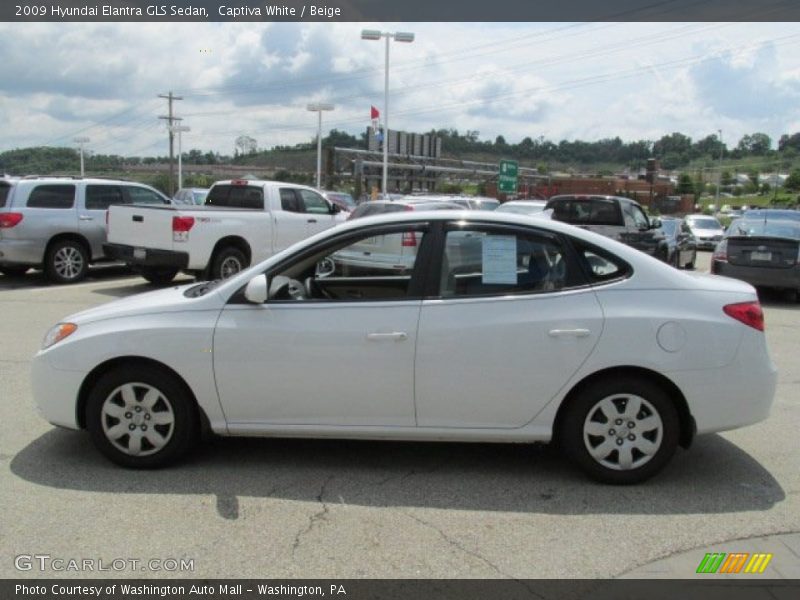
[42,323,78,349]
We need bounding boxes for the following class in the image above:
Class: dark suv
[545,195,668,261]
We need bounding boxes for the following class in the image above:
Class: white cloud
[1,21,799,156]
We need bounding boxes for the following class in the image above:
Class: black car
[545,195,669,261]
[711,218,800,299]
[658,217,697,269]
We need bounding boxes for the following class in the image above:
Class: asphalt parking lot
[1,253,798,579]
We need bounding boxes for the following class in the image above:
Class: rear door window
[85,185,125,210]
[27,184,76,209]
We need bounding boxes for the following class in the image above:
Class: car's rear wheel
[45,239,89,284]
[210,247,247,280]
[0,266,29,277]
[85,365,198,468]
[560,377,680,484]
[140,267,178,286]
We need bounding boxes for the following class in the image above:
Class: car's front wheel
[85,365,198,468]
[560,377,680,484]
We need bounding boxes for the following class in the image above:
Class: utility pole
[158,91,183,196]
[74,137,90,177]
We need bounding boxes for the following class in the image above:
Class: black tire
[684,255,695,270]
[671,251,680,269]
[0,266,29,277]
[210,246,247,280]
[140,267,178,286]
[44,239,89,284]
[85,365,199,468]
[559,376,680,484]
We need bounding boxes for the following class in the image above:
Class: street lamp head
[361,29,382,40]
[394,32,415,43]
[307,103,335,112]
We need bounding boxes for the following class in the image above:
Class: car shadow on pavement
[10,428,784,520]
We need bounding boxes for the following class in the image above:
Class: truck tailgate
[107,204,178,252]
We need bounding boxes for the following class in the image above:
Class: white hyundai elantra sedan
[31,211,777,484]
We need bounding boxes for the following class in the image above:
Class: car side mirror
[244,274,268,304]
[649,217,662,229]
[330,203,341,214]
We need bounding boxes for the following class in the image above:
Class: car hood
[64,283,223,325]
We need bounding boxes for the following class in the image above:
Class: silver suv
[0,176,170,283]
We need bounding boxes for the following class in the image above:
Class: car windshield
[689,218,721,230]
[726,220,800,240]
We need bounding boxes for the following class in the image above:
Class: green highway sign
[498,159,518,194]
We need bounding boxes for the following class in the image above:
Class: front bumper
[103,243,189,269]
[31,352,86,430]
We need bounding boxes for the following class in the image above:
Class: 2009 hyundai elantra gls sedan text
[32,211,777,484]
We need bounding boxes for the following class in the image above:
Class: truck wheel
[140,267,178,286]
[45,239,89,284]
[210,247,247,280]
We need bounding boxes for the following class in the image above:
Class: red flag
[370,105,380,120]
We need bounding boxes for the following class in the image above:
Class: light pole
[361,29,415,195]
[170,125,190,191]
[307,103,334,189]
[715,129,723,207]
[74,137,90,176]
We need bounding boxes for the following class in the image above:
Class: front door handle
[79,215,94,221]
[307,218,318,223]
[366,332,408,342]
[548,328,591,338]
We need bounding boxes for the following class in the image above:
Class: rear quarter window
[26,184,76,209]
[207,185,264,209]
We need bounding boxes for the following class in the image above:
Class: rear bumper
[103,243,189,269]
[0,238,45,266]
[711,260,800,290]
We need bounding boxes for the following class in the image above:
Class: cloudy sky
[0,21,799,157]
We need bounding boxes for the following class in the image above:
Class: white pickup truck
[104,179,347,284]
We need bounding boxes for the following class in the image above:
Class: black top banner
[5,0,800,22]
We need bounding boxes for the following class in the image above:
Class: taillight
[723,301,764,332]
[0,212,23,228]
[172,216,195,242]
[401,232,417,247]
[712,239,728,263]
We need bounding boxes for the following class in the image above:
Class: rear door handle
[367,332,408,342]
[548,328,591,338]
[307,219,318,223]
[79,215,94,221]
